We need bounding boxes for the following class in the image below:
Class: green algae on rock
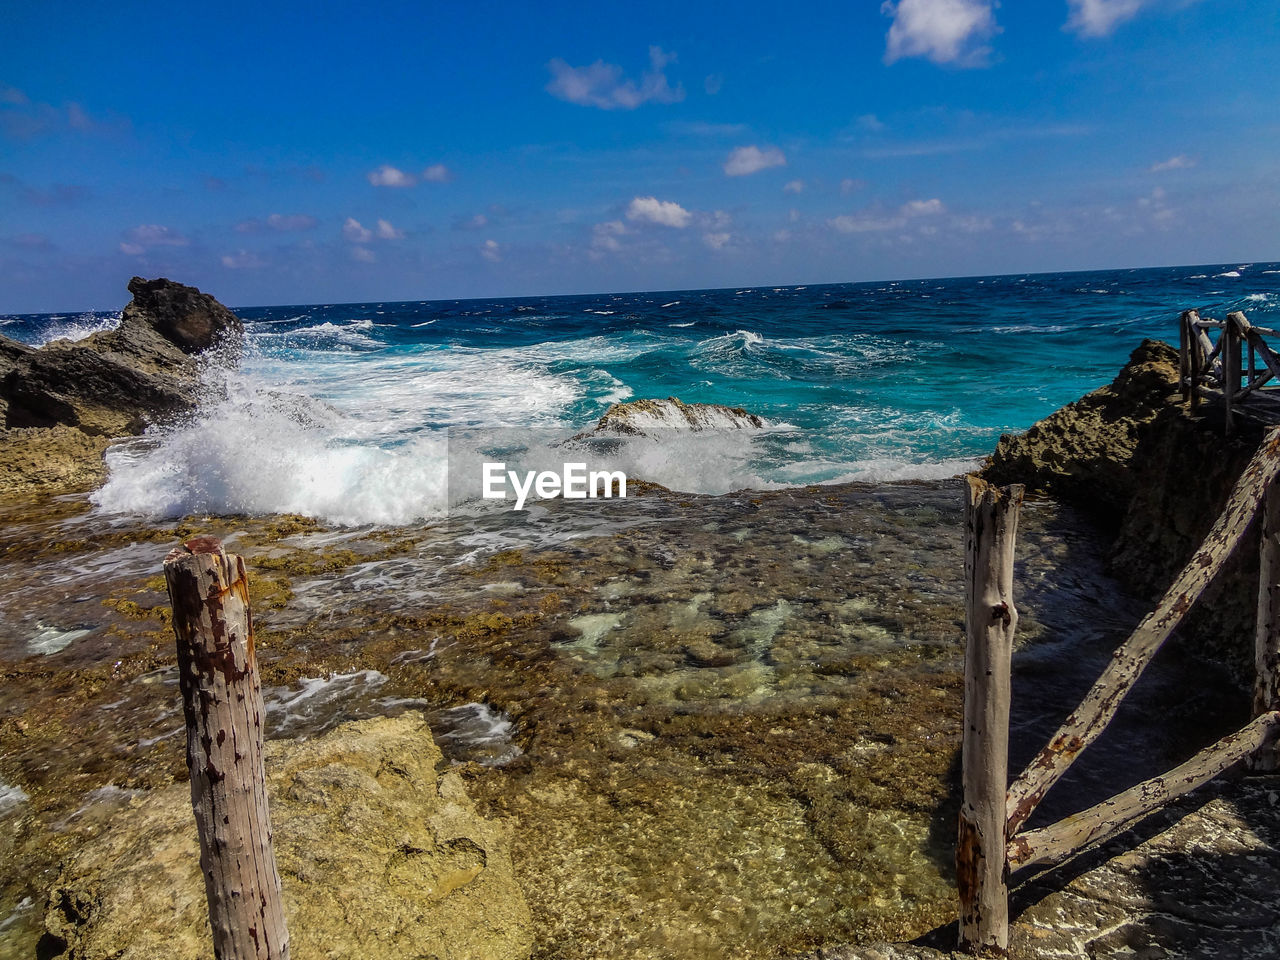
[41,713,532,960]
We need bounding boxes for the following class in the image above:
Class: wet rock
[3,337,194,435]
[592,397,766,436]
[0,277,244,493]
[40,713,532,960]
[803,775,1280,960]
[114,275,243,355]
[0,426,111,495]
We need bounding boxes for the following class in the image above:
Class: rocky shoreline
[984,337,1269,678]
[0,277,242,495]
[0,291,1275,958]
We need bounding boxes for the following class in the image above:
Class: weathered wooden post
[958,478,1023,954]
[1179,310,1191,403]
[1255,475,1280,771]
[164,536,290,960]
[1224,314,1241,436]
[1188,310,1203,413]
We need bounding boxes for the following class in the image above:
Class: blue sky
[1,0,1277,312]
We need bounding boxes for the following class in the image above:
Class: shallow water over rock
[0,480,1247,958]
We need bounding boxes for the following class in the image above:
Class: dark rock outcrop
[116,275,243,355]
[0,277,242,494]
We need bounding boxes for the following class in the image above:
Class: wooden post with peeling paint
[1224,314,1240,436]
[1179,310,1191,403]
[1254,479,1280,771]
[164,536,290,960]
[958,478,1023,954]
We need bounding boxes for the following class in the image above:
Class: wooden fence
[958,429,1280,953]
[1180,308,1280,434]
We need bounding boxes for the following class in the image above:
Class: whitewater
[4,262,1277,525]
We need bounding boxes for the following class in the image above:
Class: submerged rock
[592,397,766,436]
[41,713,532,960]
[0,277,243,493]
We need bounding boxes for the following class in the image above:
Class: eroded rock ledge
[983,337,1267,675]
[0,277,242,495]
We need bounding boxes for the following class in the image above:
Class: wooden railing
[957,429,1280,953]
[1180,309,1280,434]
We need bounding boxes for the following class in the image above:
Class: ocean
[4,261,1278,525]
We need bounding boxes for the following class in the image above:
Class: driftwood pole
[958,478,1023,954]
[164,536,289,960]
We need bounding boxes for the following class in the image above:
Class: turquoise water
[3,262,1277,523]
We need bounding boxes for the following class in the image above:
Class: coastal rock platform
[40,713,533,960]
[0,276,242,495]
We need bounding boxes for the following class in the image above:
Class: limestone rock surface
[982,339,1181,515]
[41,713,533,960]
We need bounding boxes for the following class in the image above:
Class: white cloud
[118,242,144,256]
[724,145,787,177]
[857,113,886,132]
[830,214,906,234]
[1065,0,1146,37]
[626,196,692,228]
[221,250,266,269]
[481,239,501,262]
[703,232,731,250]
[122,224,189,247]
[841,178,867,195]
[343,217,373,243]
[0,85,28,105]
[783,179,805,194]
[704,74,724,95]
[1149,154,1196,173]
[235,213,317,233]
[902,198,946,216]
[367,164,416,188]
[882,0,999,66]
[422,163,451,182]
[547,46,684,110]
[351,246,376,263]
[375,218,403,240]
[592,220,628,253]
[830,198,946,234]
[267,213,317,231]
